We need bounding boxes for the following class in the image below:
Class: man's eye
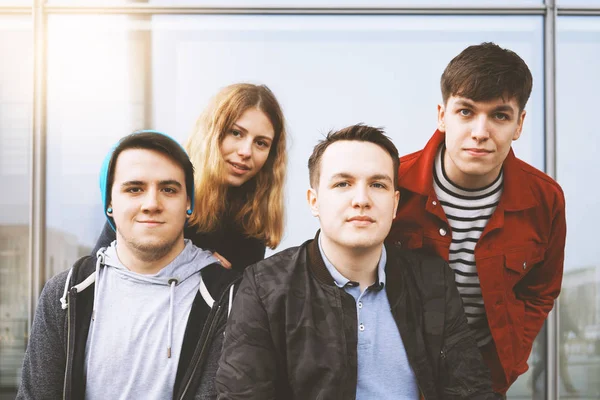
[334,182,349,188]
[126,188,142,193]
[163,187,177,194]
[494,113,509,121]
[459,109,472,116]
[372,182,386,189]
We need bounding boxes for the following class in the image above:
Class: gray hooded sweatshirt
[84,239,217,400]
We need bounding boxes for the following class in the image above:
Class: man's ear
[393,190,400,216]
[513,110,526,141]
[437,103,446,132]
[307,188,319,217]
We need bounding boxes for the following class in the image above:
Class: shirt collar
[317,234,386,290]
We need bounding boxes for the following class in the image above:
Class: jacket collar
[307,231,341,287]
[399,130,538,212]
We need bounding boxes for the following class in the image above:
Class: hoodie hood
[99,130,195,232]
[101,239,215,285]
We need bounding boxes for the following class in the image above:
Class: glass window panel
[150,14,544,253]
[0,15,32,398]
[46,15,545,398]
[557,16,600,399]
[46,14,152,277]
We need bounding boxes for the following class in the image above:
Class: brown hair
[441,42,533,111]
[308,124,399,189]
[184,83,287,249]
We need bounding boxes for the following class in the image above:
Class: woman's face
[220,107,275,187]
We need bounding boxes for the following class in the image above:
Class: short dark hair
[441,42,533,111]
[308,124,399,189]
[106,131,195,207]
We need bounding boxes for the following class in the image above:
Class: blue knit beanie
[99,130,195,231]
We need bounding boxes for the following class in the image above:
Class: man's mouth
[348,216,375,225]
[464,148,492,156]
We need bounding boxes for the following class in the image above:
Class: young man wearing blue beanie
[18,131,238,400]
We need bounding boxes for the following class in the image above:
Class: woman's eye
[231,129,242,137]
[256,140,270,149]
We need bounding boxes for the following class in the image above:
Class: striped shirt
[433,145,503,347]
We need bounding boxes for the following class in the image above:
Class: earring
[107,207,113,214]
[186,209,192,215]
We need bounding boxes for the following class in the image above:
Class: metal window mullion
[41,5,547,15]
[29,0,47,326]
[544,0,559,399]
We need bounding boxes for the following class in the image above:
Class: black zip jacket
[216,233,500,400]
[17,255,240,400]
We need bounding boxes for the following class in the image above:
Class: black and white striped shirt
[433,145,503,347]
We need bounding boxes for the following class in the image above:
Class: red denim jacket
[388,130,566,393]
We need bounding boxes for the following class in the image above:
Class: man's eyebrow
[454,99,475,108]
[491,104,515,114]
[454,99,515,114]
[369,174,393,183]
[328,173,392,182]
[120,180,182,188]
[159,180,183,188]
[121,180,145,188]
[329,173,354,181]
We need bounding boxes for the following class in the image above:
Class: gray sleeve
[16,271,69,400]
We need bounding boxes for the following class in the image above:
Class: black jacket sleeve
[91,221,116,255]
[215,267,277,400]
[439,261,501,399]
[17,271,69,399]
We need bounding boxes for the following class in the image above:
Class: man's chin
[126,238,178,262]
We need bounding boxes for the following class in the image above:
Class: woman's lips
[228,161,251,175]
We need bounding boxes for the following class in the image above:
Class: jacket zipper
[177,304,223,400]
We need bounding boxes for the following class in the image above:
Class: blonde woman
[92,83,287,271]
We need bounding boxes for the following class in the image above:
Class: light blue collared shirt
[318,236,419,399]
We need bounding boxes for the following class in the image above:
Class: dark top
[91,219,266,272]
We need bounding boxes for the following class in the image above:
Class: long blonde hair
[184,83,287,249]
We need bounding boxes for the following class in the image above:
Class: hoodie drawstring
[91,250,105,321]
[167,278,178,358]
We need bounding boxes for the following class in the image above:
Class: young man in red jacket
[388,42,566,394]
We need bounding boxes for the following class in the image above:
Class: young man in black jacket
[18,131,237,400]
[216,124,499,399]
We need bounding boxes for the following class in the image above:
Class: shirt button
[358,302,363,309]
[359,324,365,332]
[432,200,437,206]
[439,228,447,236]
[523,261,527,270]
